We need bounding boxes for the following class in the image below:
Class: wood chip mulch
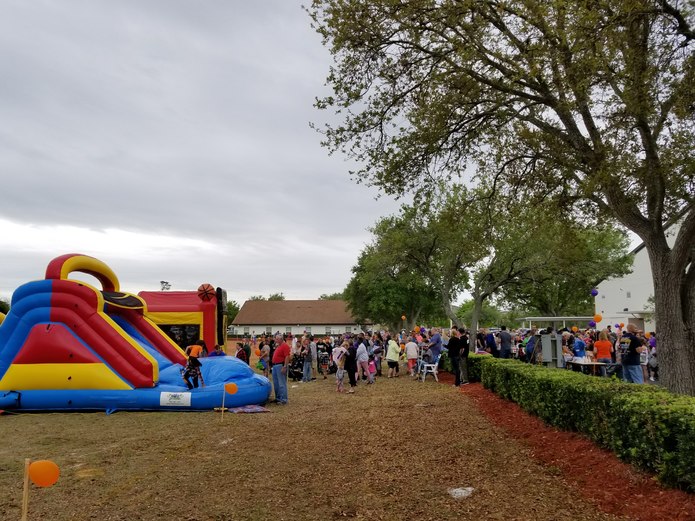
[452,377,695,521]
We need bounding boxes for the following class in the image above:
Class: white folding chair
[420,353,441,382]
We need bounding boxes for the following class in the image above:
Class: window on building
[626,291,631,298]
[325,327,332,335]
[285,326,292,334]
[345,326,352,333]
[305,326,312,334]
[243,327,250,335]
[265,326,272,334]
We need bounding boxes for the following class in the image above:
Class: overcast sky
[0,1,403,305]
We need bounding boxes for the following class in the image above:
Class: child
[259,341,270,378]
[181,356,205,389]
[368,355,377,381]
[333,341,349,392]
[405,336,419,376]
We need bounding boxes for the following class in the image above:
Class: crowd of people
[473,323,657,384]
[241,327,473,403]
[177,322,657,404]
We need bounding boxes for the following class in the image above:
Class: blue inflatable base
[0,357,272,412]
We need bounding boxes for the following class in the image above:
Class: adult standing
[485,329,498,357]
[309,335,318,380]
[619,324,646,384]
[476,329,486,353]
[271,334,291,404]
[459,328,470,385]
[242,338,251,365]
[525,329,538,362]
[344,337,358,393]
[301,337,313,383]
[428,327,443,360]
[498,326,513,359]
[386,335,401,378]
[356,338,373,384]
[447,328,462,387]
[593,330,614,376]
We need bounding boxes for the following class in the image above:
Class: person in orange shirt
[186,340,205,359]
[182,340,206,389]
[593,330,614,377]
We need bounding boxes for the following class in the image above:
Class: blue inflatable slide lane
[0,254,271,412]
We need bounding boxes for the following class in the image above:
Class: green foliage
[344,245,443,332]
[319,292,344,300]
[457,300,503,328]
[226,300,240,322]
[500,226,633,316]
[248,293,285,301]
[0,298,9,314]
[362,186,483,326]
[310,0,695,395]
[478,358,695,490]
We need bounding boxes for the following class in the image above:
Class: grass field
[0,374,617,520]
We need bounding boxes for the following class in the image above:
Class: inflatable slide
[0,254,271,412]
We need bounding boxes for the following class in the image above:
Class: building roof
[233,300,360,326]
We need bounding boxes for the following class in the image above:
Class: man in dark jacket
[447,328,462,386]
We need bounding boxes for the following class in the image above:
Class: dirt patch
[459,382,695,521]
[1,376,619,520]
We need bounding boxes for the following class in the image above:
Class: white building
[596,225,679,333]
[230,300,368,337]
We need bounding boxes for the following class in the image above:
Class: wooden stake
[220,389,225,423]
[21,458,30,521]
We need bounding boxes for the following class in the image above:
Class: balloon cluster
[590,288,599,297]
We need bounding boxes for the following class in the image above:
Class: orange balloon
[224,382,238,395]
[254,349,261,356]
[28,460,60,488]
[620,323,625,328]
[401,315,406,321]
[571,326,578,332]
[593,314,603,323]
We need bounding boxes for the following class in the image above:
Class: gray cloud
[0,1,401,303]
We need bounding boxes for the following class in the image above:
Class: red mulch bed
[443,372,695,521]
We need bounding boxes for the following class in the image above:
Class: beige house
[230,300,367,337]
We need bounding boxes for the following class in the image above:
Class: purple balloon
[588,320,596,328]
[614,323,620,328]
[590,288,599,297]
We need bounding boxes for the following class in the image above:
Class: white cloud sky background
[0,1,404,304]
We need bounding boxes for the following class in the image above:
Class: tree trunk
[469,293,485,339]
[648,245,695,395]
[440,286,460,328]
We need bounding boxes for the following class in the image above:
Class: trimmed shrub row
[475,358,695,490]
[440,352,484,382]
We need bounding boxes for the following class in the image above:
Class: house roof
[233,300,360,326]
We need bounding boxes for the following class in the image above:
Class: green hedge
[441,353,485,382]
[478,358,695,490]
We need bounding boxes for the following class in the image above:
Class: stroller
[288,354,305,381]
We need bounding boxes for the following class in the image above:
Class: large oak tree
[310,0,695,394]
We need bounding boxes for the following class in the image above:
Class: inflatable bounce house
[138,286,228,353]
[0,254,271,412]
